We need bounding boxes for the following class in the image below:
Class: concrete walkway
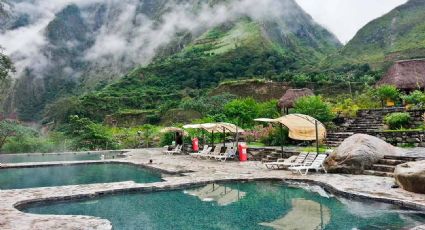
[1,148,425,230]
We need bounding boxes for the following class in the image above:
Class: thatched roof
[377,59,425,90]
[278,88,314,108]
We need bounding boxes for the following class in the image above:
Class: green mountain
[2,0,341,122]
[329,0,425,67]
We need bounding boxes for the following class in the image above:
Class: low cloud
[0,0,407,80]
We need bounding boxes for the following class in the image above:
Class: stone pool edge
[1,149,425,230]
[8,176,425,230]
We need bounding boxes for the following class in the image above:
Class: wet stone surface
[1,148,425,230]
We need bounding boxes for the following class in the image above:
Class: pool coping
[1,149,425,229]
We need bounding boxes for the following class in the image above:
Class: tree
[376,85,400,106]
[0,121,36,150]
[293,96,335,122]
[63,115,117,150]
[0,47,14,82]
[224,98,259,128]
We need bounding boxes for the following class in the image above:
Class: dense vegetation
[2,0,425,153]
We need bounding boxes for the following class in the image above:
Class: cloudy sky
[296,0,408,43]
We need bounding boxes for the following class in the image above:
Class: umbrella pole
[211,131,214,148]
[315,120,319,155]
[280,123,284,159]
[223,127,226,147]
[235,127,239,149]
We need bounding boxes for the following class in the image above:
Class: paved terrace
[1,149,425,230]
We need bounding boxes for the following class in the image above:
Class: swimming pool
[22,181,425,229]
[0,163,161,190]
[0,151,125,164]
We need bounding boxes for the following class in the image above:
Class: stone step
[363,170,394,177]
[325,141,344,144]
[349,124,383,127]
[384,155,418,162]
[371,164,396,173]
[326,133,354,137]
[377,159,407,166]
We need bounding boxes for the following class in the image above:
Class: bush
[376,85,400,103]
[63,115,118,150]
[332,98,360,118]
[402,90,425,108]
[384,112,411,130]
[293,96,335,122]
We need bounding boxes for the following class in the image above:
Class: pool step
[363,170,394,177]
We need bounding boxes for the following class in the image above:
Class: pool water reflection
[23,182,425,229]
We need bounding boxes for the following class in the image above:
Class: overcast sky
[296,0,408,43]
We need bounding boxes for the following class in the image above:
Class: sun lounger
[164,145,182,155]
[289,154,328,175]
[209,146,228,160]
[202,146,222,159]
[264,156,297,169]
[163,145,180,154]
[215,147,236,162]
[191,147,212,158]
[264,152,308,170]
[189,145,209,157]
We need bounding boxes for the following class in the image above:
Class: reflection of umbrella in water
[186,184,246,206]
[260,199,330,230]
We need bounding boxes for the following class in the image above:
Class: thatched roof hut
[278,88,314,109]
[377,59,425,91]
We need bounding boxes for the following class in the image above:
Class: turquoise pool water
[0,164,161,189]
[23,182,425,229]
[0,152,124,164]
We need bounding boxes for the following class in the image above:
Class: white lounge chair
[289,154,328,175]
[202,146,222,159]
[209,146,229,160]
[215,147,236,162]
[164,145,182,155]
[264,156,297,170]
[189,145,207,158]
[191,147,212,158]
[264,152,308,170]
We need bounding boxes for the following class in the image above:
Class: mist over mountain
[0,0,341,120]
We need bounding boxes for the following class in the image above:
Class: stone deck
[1,149,425,230]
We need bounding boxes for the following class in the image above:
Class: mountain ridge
[2,0,341,121]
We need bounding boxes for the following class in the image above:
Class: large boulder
[326,134,398,174]
[395,161,425,194]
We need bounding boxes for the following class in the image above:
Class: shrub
[384,112,411,130]
[293,96,335,122]
[63,115,118,150]
[376,85,400,103]
[332,98,360,118]
[402,90,425,108]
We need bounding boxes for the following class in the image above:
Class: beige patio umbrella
[255,114,327,157]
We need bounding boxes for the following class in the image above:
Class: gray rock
[395,161,425,194]
[326,134,398,174]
